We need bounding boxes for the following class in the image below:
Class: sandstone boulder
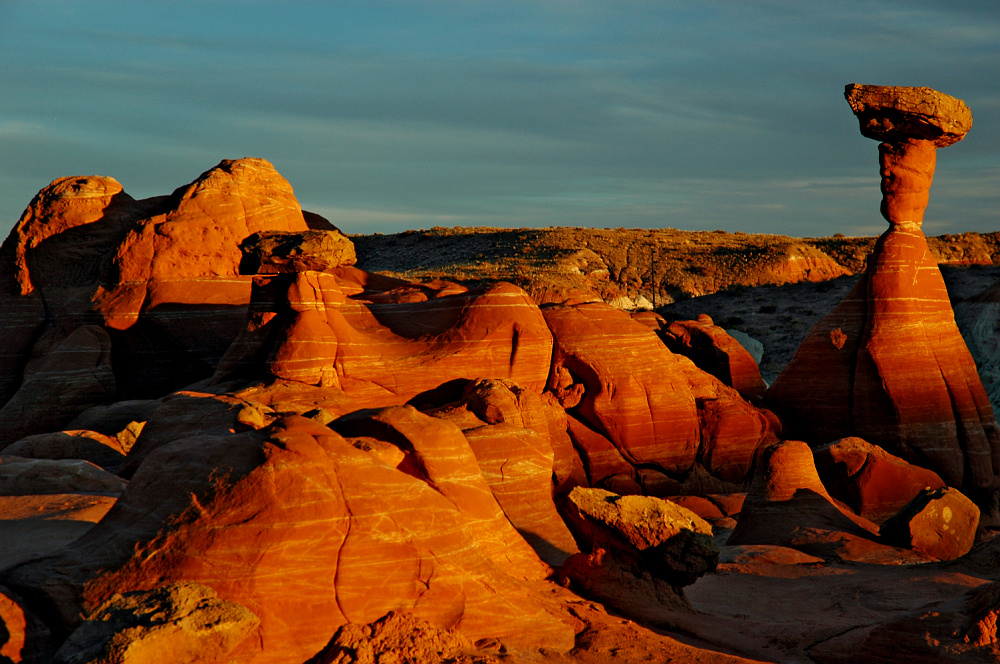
[815,437,946,524]
[880,487,980,561]
[239,229,356,274]
[53,583,258,664]
[557,488,717,622]
[560,487,718,587]
[844,83,973,147]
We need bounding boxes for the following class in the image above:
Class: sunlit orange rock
[330,404,556,578]
[767,85,1000,508]
[661,314,767,402]
[881,486,980,561]
[815,437,946,524]
[53,583,259,664]
[4,416,576,663]
[216,268,553,407]
[565,413,637,489]
[425,379,582,566]
[543,302,777,486]
[557,488,718,621]
[0,159,333,410]
[727,441,927,562]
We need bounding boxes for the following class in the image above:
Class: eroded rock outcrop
[52,583,259,664]
[766,85,1000,511]
[727,440,926,563]
[815,436,946,524]
[545,302,778,491]
[557,487,718,619]
[426,379,583,566]
[215,267,553,406]
[4,416,576,663]
[0,159,329,411]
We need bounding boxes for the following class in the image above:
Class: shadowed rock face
[767,85,1000,511]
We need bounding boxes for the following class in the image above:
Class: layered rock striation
[767,85,1000,510]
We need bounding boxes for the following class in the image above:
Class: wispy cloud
[1,0,996,237]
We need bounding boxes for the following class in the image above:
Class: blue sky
[1,1,997,238]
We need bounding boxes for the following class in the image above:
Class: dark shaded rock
[238,230,357,275]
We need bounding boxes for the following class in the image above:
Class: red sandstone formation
[239,230,356,275]
[660,314,767,402]
[425,379,583,566]
[0,159,323,416]
[814,436,946,524]
[7,151,1000,662]
[766,85,1000,511]
[215,241,553,404]
[544,302,778,490]
[5,416,578,663]
[328,404,558,577]
[558,487,718,621]
[560,487,718,586]
[726,440,932,562]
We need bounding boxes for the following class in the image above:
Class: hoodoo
[767,84,1000,512]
